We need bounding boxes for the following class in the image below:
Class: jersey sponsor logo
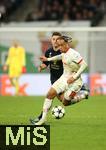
[51,64,60,70]
[53,60,57,65]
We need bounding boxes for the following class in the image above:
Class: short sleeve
[73,51,83,64]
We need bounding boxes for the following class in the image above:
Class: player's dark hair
[57,35,72,43]
[52,32,62,37]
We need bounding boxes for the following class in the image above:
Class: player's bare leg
[31,91,72,124]
[30,90,57,124]
[35,87,57,125]
[57,90,89,106]
[57,93,64,102]
[74,90,89,101]
[31,91,71,124]
[62,91,76,106]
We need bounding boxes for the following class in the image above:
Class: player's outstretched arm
[40,54,62,62]
[47,54,62,61]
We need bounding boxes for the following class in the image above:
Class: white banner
[0,74,88,96]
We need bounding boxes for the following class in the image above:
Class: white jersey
[61,48,83,77]
[50,48,86,95]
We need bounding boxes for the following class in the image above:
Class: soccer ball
[51,106,65,119]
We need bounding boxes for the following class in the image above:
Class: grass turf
[0,95,106,150]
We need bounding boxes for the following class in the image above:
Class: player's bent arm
[5,48,11,65]
[3,48,12,71]
[47,54,62,61]
[3,50,11,71]
[73,60,88,79]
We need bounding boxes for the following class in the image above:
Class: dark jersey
[43,47,63,84]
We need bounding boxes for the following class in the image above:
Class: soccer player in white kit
[35,36,88,125]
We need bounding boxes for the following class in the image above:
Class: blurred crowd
[0,0,23,22]
[0,0,105,26]
[26,0,105,24]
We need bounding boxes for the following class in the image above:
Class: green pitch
[0,95,106,150]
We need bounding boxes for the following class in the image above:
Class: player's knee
[64,91,76,100]
[57,93,64,102]
[63,91,77,106]
[46,87,57,99]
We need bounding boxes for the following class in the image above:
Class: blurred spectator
[0,5,6,15]
[0,0,23,22]
[50,0,60,20]
[88,10,95,20]
[0,0,104,25]
[44,5,52,20]
[25,0,104,25]
[25,10,39,22]
[63,12,70,21]
[75,11,83,20]
[83,9,89,20]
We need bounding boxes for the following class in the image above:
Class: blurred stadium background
[0,1,106,150]
[0,27,106,96]
[0,0,106,96]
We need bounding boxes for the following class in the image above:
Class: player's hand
[3,65,8,72]
[67,77,75,84]
[38,64,47,72]
[40,56,47,62]
[38,66,42,72]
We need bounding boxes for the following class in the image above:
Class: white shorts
[52,75,83,100]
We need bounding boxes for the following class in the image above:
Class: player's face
[56,39,68,53]
[51,35,60,49]
[13,42,19,48]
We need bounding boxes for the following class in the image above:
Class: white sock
[41,98,52,120]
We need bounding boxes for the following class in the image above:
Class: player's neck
[53,47,59,51]
[65,47,70,52]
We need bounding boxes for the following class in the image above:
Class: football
[51,106,65,119]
